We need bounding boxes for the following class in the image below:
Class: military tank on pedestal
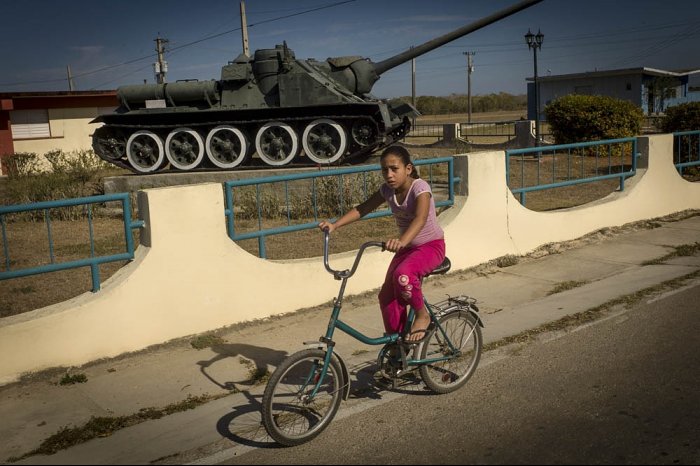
[91,0,542,174]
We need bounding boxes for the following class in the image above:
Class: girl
[319,146,445,343]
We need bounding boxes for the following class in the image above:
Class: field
[1,109,695,317]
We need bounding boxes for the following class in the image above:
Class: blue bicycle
[262,231,483,446]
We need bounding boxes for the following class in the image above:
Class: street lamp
[525,28,544,145]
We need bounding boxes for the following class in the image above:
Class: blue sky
[1,0,699,98]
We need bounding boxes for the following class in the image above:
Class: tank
[91,0,542,174]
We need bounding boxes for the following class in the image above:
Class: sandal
[402,323,434,345]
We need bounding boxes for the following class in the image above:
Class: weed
[641,242,700,265]
[7,394,220,462]
[239,357,270,385]
[495,254,519,268]
[58,373,87,385]
[547,280,590,296]
[190,334,226,350]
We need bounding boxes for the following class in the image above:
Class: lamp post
[525,28,544,145]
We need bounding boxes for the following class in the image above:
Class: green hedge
[660,102,700,132]
[544,94,643,144]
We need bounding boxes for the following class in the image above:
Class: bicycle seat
[426,257,451,277]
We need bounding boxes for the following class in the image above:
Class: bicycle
[261,231,484,446]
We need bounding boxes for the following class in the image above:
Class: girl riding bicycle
[319,146,445,343]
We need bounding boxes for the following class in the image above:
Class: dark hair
[380,145,420,179]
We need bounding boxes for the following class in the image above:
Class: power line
[0,0,357,89]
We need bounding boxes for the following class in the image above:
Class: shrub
[660,102,700,132]
[661,102,700,172]
[544,94,643,144]
[3,152,40,178]
[4,149,112,220]
[233,171,384,222]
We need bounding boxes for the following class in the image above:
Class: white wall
[0,134,698,385]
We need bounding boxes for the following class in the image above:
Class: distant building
[527,67,700,120]
[0,90,118,175]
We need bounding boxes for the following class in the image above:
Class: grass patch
[495,254,519,268]
[484,269,700,353]
[190,334,226,350]
[547,280,590,296]
[58,373,87,385]
[641,242,700,265]
[6,394,224,462]
[238,357,270,385]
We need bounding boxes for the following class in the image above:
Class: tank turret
[92,0,542,173]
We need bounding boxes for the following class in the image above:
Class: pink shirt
[380,178,444,247]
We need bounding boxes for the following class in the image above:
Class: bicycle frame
[308,232,467,398]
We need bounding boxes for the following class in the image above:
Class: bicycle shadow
[351,359,435,398]
[200,345,435,449]
[197,343,288,448]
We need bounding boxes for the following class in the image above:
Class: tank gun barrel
[372,0,543,76]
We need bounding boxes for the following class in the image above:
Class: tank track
[93,111,411,174]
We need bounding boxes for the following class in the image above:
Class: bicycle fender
[467,305,485,328]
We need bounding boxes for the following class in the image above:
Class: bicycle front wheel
[261,348,345,446]
[419,309,482,394]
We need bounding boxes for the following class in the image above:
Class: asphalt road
[217,280,700,465]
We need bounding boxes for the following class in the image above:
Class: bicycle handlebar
[323,230,385,280]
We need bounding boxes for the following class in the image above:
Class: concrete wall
[0,134,698,384]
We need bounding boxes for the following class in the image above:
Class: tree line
[396,92,526,115]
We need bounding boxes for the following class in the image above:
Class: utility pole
[240,1,250,56]
[154,35,169,84]
[463,51,475,123]
[411,47,416,128]
[66,65,75,91]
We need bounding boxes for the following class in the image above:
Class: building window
[10,109,50,139]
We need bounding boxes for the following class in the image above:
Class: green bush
[4,149,112,220]
[544,94,644,144]
[661,102,700,173]
[660,102,700,132]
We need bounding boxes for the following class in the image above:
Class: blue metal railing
[506,138,638,206]
[0,193,143,292]
[673,130,700,176]
[224,157,457,258]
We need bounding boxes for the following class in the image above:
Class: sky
[1,0,699,98]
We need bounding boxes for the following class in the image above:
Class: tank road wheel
[126,130,166,174]
[351,119,378,148]
[165,127,205,170]
[302,118,347,165]
[255,121,299,166]
[205,125,250,169]
[92,126,126,161]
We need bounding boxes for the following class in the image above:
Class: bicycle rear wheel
[261,348,345,446]
[419,309,482,394]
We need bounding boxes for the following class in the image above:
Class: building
[0,90,118,175]
[527,67,700,120]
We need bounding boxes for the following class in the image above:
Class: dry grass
[1,109,697,317]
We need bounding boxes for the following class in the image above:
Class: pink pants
[378,239,446,334]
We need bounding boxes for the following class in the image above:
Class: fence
[0,193,143,292]
[459,121,517,139]
[224,157,457,258]
[673,130,700,176]
[505,138,639,206]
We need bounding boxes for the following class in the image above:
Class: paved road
[215,281,700,465]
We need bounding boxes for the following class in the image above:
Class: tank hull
[92,101,413,173]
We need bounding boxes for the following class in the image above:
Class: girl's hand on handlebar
[385,238,405,252]
[318,221,335,233]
